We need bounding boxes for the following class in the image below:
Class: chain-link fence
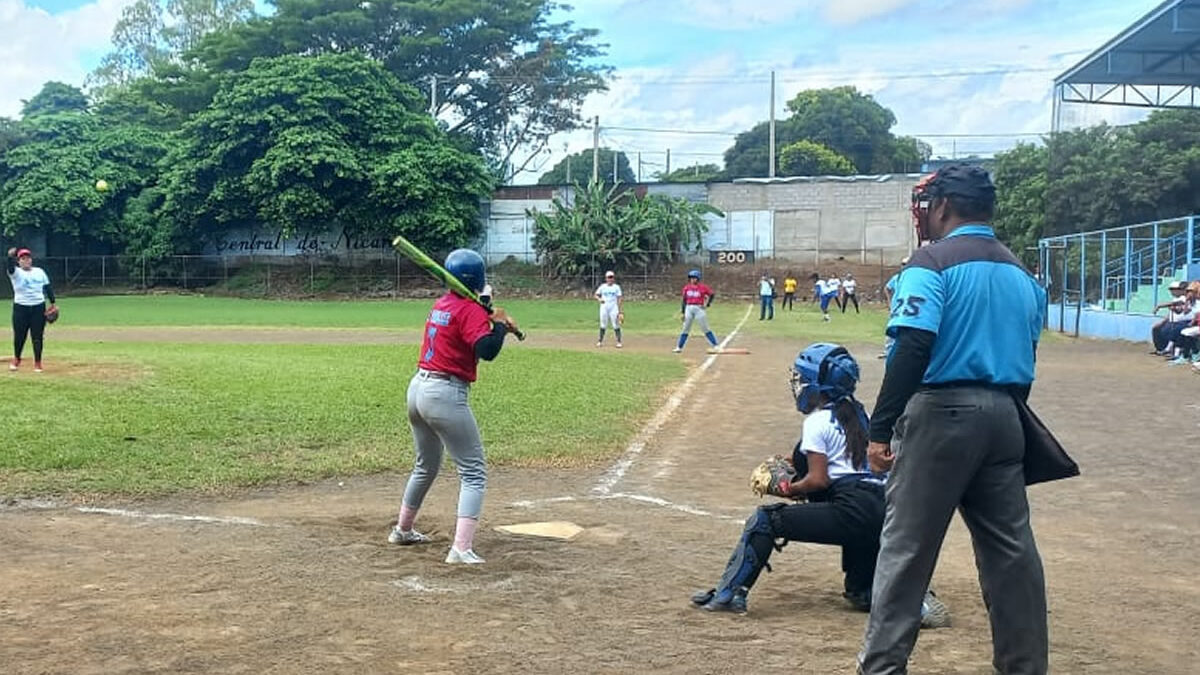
[1,248,909,301]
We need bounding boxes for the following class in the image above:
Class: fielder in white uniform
[595,270,623,348]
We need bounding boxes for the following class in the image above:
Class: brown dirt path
[1,332,1197,674]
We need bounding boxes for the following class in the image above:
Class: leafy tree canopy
[656,163,721,183]
[537,148,634,185]
[189,0,610,180]
[778,139,855,176]
[723,86,924,178]
[159,52,493,252]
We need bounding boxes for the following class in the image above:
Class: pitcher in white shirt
[7,247,56,372]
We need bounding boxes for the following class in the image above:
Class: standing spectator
[782,272,798,311]
[859,165,1049,674]
[758,272,775,321]
[841,273,860,313]
[7,247,56,373]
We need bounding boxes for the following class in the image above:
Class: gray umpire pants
[402,370,488,519]
[859,387,1048,675]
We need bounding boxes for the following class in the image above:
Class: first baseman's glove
[750,455,795,498]
[618,312,625,325]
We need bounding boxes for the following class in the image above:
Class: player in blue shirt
[858,165,1049,675]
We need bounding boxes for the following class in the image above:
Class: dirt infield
[2,334,1197,674]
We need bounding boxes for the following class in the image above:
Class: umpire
[858,165,1048,675]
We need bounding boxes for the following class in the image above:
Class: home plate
[707,347,751,355]
[495,521,584,541]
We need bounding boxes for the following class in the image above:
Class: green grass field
[0,340,685,496]
[58,294,748,336]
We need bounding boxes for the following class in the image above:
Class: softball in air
[95,179,109,192]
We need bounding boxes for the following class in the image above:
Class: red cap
[15,248,31,258]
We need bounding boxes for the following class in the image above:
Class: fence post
[1100,232,1107,309]
[1188,216,1196,269]
[395,254,400,294]
[64,257,69,288]
[101,256,106,288]
[223,256,228,284]
[1059,240,1068,333]
[266,260,271,296]
[1152,222,1160,310]
[182,256,188,289]
[1079,236,1087,307]
[1124,228,1132,313]
[142,256,147,290]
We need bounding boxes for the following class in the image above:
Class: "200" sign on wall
[709,250,755,264]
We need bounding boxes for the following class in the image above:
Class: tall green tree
[778,139,855,176]
[537,148,634,185]
[991,142,1047,264]
[160,53,493,252]
[722,86,920,178]
[21,82,89,117]
[89,0,255,91]
[191,0,610,179]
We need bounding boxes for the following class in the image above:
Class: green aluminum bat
[392,235,525,341]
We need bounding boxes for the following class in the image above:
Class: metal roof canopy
[1054,0,1200,129]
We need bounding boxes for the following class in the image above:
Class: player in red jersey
[674,269,720,353]
[389,249,519,565]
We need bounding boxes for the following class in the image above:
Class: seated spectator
[1164,282,1200,365]
[1151,281,1190,356]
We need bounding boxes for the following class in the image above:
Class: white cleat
[615,342,623,348]
[596,341,603,347]
[672,347,682,353]
[445,547,485,564]
[388,526,432,545]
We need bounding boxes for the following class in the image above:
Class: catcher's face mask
[911,174,937,245]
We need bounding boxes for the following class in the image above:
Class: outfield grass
[0,342,684,496]
[57,294,747,336]
[739,300,892,349]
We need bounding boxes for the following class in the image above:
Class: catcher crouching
[690,343,950,628]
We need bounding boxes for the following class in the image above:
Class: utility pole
[613,152,618,183]
[429,75,438,117]
[592,116,600,184]
[666,148,671,176]
[768,70,776,178]
[564,143,571,185]
[637,152,642,183]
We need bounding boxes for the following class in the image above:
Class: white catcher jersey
[596,282,623,307]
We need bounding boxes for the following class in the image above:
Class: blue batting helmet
[687,269,702,280]
[789,343,860,414]
[445,249,486,293]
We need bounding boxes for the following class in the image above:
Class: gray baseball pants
[859,387,1048,675]
[402,370,487,519]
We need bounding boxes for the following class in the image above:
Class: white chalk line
[391,575,516,595]
[590,304,754,496]
[509,491,742,523]
[74,506,269,527]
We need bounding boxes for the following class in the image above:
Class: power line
[603,125,1047,139]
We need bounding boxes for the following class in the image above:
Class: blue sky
[4,0,1163,182]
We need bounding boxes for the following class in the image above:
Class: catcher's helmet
[790,343,860,414]
[444,249,486,293]
[687,269,702,280]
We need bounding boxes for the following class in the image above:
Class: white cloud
[0,0,134,118]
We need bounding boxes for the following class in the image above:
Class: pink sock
[453,516,478,552]
[397,504,417,531]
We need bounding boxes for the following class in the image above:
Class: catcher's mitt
[44,305,59,324]
[750,455,795,498]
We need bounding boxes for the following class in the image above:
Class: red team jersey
[682,282,714,306]
[418,292,494,382]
